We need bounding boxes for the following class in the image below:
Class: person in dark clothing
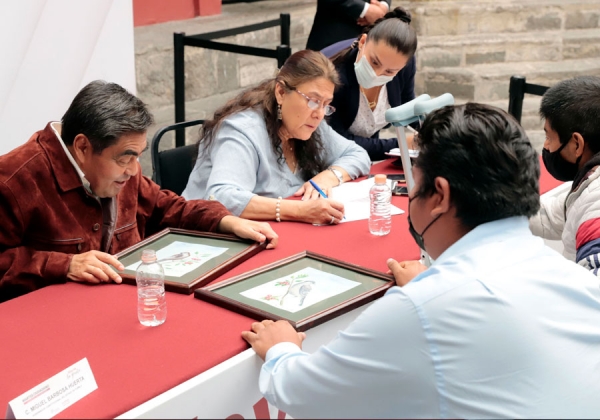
[306,0,391,52]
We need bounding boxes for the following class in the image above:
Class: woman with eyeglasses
[326,7,418,161]
[182,50,370,225]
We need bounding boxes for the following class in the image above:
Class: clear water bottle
[369,174,392,236]
[136,249,167,327]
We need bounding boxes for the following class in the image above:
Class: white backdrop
[0,0,136,155]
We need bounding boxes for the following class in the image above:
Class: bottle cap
[374,174,387,184]
[141,249,157,263]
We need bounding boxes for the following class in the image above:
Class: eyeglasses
[289,87,336,116]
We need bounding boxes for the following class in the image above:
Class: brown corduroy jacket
[0,123,230,302]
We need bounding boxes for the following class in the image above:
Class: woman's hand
[298,198,345,225]
[293,169,345,200]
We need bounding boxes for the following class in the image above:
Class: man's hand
[387,258,427,286]
[357,0,387,26]
[241,319,306,360]
[67,250,124,284]
[219,215,279,249]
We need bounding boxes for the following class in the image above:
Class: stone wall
[134,0,600,175]
[135,0,315,118]
[134,1,319,175]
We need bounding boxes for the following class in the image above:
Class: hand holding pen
[308,179,329,199]
[294,178,333,200]
[292,177,345,223]
[309,179,346,221]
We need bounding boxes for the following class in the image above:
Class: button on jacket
[0,123,231,302]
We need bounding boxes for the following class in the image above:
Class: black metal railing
[173,13,291,146]
[508,75,549,124]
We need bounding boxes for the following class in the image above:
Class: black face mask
[542,140,582,182]
[407,195,442,251]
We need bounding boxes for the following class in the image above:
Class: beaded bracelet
[275,196,282,222]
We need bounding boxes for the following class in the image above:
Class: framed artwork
[195,251,395,331]
[114,228,266,294]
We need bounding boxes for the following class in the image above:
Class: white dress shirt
[348,85,391,138]
[50,122,94,195]
[259,216,600,418]
[359,0,390,18]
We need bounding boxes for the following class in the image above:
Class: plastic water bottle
[136,249,167,327]
[369,174,392,236]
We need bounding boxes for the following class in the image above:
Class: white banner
[0,0,136,155]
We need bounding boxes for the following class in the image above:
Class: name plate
[6,358,98,419]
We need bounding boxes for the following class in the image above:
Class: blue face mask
[354,54,394,89]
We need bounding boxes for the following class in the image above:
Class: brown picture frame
[195,251,394,332]
[114,227,266,294]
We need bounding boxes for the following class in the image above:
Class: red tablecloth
[0,159,563,418]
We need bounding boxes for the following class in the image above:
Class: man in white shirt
[242,103,600,418]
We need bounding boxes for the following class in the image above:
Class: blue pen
[309,179,329,198]
[309,180,346,220]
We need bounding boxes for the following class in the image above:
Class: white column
[0,0,136,155]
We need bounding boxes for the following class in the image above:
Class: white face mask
[354,53,394,89]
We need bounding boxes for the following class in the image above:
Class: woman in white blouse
[326,7,418,161]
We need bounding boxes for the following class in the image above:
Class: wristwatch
[328,167,344,186]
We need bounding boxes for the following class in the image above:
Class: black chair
[508,75,550,124]
[151,119,204,195]
[321,38,354,58]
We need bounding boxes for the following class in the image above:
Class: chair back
[151,119,204,195]
[321,38,355,58]
[508,76,549,124]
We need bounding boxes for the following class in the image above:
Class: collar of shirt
[398,216,535,308]
[409,216,531,286]
[50,122,95,196]
[435,216,530,264]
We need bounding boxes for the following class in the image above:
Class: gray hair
[61,80,154,153]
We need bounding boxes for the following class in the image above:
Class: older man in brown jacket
[0,81,278,302]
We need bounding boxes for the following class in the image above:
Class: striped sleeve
[575,218,600,276]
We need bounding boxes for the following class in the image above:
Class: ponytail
[331,6,417,65]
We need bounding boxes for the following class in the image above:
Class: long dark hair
[198,50,340,178]
[331,7,417,66]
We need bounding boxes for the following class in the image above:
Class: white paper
[125,241,228,277]
[331,178,404,222]
[240,267,360,313]
[384,147,419,158]
[6,358,98,419]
